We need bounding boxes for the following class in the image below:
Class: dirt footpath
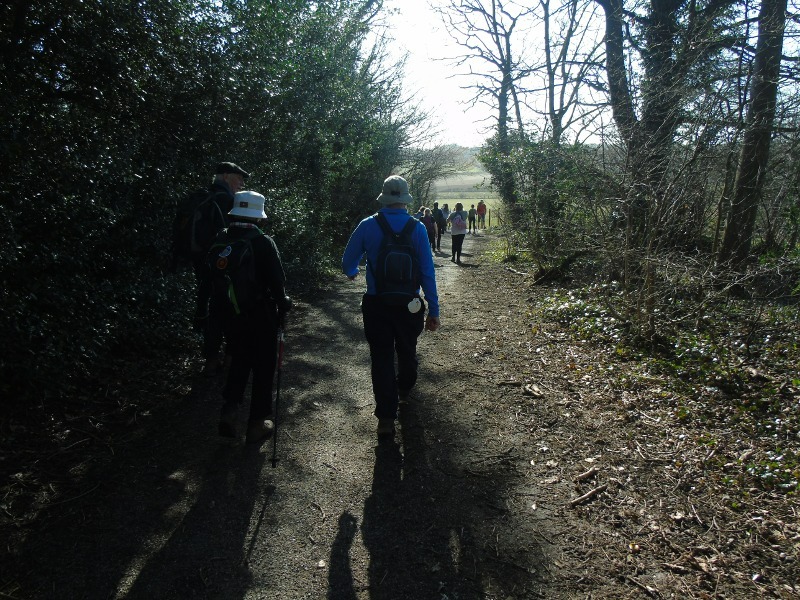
[6,230,795,599]
[5,232,556,599]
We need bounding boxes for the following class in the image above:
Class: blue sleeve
[343,213,439,317]
[342,219,368,278]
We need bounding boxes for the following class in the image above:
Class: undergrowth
[487,236,800,496]
[534,283,799,495]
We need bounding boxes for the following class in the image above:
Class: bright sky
[382,0,495,148]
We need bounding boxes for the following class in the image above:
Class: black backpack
[207,229,263,317]
[371,213,420,306]
[172,189,226,266]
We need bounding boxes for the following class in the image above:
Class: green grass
[432,169,501,214]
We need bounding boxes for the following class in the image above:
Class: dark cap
[215,162,249,179]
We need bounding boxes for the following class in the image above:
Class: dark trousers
[361,294,425,420]
[427,229,436,251]
[222,307,278,421]
[193,260,224,360]
[436,224,445,249]
[452,234,466,260]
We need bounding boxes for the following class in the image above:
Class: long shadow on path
[3,368,273,599]
[121,444,271,599]
[4,231,550,599]
[357,231,550,599]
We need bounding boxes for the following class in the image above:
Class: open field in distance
[432,169,501,214]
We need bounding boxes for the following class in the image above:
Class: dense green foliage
[0,0,418,408]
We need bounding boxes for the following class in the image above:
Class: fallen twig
[471,447,515,464]
[662,562,692,574]
[569,483,608,507]
[691,503,705,527]
[635,441,671,463]
[310,501,327,522]
[636,410,661,423]
[574,466,600,482]
[626,575,660,597]
[41,482,101,509]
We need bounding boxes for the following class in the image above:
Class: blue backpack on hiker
[370,213,420,306]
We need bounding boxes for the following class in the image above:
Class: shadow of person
[121,443,271,599]
[361,400,492,600]
[327,511,358,600]
[375,370,551,599]
[361,441,407,599]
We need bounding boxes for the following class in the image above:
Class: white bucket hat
[376,175,413,205]
[229,190,267,219]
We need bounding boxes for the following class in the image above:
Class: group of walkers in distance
[413,200,488,265]
[174,164,486,445]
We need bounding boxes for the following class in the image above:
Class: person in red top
[421,208,438,252]
[476,200,487,229]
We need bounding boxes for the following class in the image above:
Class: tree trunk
[718,0,788,265]
[496,67,518,207]
[596,0,637,146]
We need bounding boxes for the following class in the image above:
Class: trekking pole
[271,314,286,468]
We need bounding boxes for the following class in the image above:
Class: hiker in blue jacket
[342,175,440,440]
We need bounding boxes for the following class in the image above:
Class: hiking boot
[218,403,238,438]
[245,419,275,445]
[377,418,395,440]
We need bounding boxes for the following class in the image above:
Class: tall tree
[595,0,738,241]
[0,0,429,408]
[537,0,605,145]
[439,0,535,207]
[718,0,789,265]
